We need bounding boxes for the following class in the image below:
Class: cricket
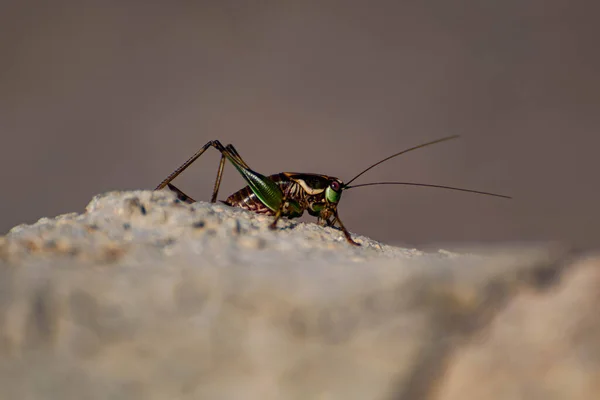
[155,135,510,246]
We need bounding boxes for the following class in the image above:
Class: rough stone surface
[0,190,595,399]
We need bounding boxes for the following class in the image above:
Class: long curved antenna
[344,181,511,199]
[344,135,460,187]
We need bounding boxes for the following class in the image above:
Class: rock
[438,255,600,400]
[0,190,594,400]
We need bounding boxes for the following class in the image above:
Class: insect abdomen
[223,173,294,215]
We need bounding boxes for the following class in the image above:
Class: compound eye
[330,181,341,191]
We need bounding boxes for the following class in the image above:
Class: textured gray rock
[0,190,594,400]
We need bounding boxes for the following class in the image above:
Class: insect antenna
[344,181,511,199]
[344,135,460,187]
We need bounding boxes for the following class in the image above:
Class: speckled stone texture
[0,190,596,400]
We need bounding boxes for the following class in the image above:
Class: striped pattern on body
[223,173,311,215]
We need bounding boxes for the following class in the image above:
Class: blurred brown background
[1,1,599,248]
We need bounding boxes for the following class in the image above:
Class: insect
[155,136,510,246]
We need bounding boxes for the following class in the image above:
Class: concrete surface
[0,190,596,400]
